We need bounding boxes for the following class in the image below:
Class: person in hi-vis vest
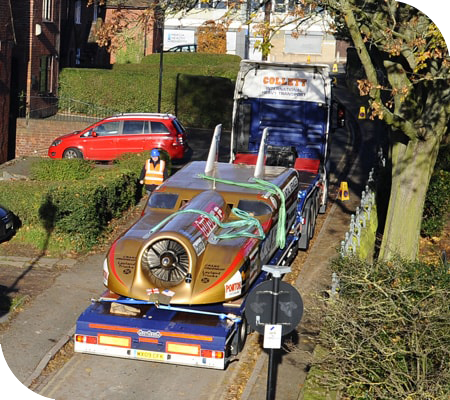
[139,149,167,195]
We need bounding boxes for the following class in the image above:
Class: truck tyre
[309,199,317,239]
[299,206,311,250]
[231,317,248,356]
[63,148,83,159]
[285,239,299,265]
[319,179,328,214]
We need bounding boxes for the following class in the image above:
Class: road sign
[245,280,303,336]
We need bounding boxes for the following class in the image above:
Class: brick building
[0,0,15,163]
[10,0,62,120]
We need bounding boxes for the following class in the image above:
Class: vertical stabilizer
[205,124,222,176]
[254,127,269,179]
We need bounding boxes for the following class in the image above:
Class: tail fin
[204,124,222,176]
[254,127,269,179]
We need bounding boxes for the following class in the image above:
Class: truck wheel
[284,239,299,265]
[299,206,311,250]
[63,148,83,159]
[231,317,248,356]
[319,180,328,214]
[309,199,317,240]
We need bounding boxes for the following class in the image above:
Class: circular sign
[244,280,303,336]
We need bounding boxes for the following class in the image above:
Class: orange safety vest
[144,159,164,185]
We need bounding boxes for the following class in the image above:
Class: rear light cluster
[201,349,224,359]
[76,334,97,345]
[177,134,184,145]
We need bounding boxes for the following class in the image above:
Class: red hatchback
[48,113,189,161]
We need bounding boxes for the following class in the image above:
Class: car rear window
[148,193,179,209]
[172,119,186,135]
[123,120,149,135]
[151,121,170,134]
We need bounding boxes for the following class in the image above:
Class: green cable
[198,174,287,248]
[148,207,265,241]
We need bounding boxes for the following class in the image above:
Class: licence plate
[136,350,165,361]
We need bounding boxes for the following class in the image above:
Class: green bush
[0,168,140,254]
[316,256,449,399]
[176,74,235,129]
[421,143,450,237]
[30,159,95,181]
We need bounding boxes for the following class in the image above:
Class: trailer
[74,125,302,369]
[74,61,334,368]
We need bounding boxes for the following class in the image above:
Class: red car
[48,113,189,161]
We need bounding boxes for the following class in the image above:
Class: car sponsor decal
[108,242,126,287]
[193,237,205,256]
[225,271,242,299]
[283,176,299,199]
[193,203,224,238]
[199,219,272,294]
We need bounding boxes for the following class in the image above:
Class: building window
[39,55,53,94]
[285,32,323,54]
[75,0,82,24]
[43,0,52,21]
[93,1,98,21]
[196,0,226,9]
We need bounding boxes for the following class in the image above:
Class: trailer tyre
[231,317,248,356]
[298,207,311,250]
[319,180,328,214]
[309,199,317,240]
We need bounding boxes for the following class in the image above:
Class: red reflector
[201,349,212,358]
[201,350,224,359]
[86,336,98,344]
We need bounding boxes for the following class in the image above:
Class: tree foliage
[317,0,450,260]
[316,256,450,399]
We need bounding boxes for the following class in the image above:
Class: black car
[0,206,15,242]
[166,44,197,52]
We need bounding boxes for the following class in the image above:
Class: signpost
[245,265,304,400]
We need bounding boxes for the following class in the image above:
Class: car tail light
[177,134,184,145]
[201,349,224,359]
[75,334,98,345]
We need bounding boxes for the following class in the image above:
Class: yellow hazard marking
[338,182,350,201]
[358,106,366,119]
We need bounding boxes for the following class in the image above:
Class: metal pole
[157,9,164,113]
[266,275,280,400]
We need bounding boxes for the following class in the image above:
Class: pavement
[0,74,382,399]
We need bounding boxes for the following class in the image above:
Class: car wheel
[63,148,83,159]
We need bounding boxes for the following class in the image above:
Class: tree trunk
[379,133,440,260]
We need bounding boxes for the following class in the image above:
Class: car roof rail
[112,112,174,119]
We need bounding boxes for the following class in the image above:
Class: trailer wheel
[319,179,328,214]
[231,317,248,356]
[308,199,317,239]
[298,206,311,250]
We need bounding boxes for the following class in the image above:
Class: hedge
[0,167,140,251]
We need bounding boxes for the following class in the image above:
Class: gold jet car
[103,126,300,305]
